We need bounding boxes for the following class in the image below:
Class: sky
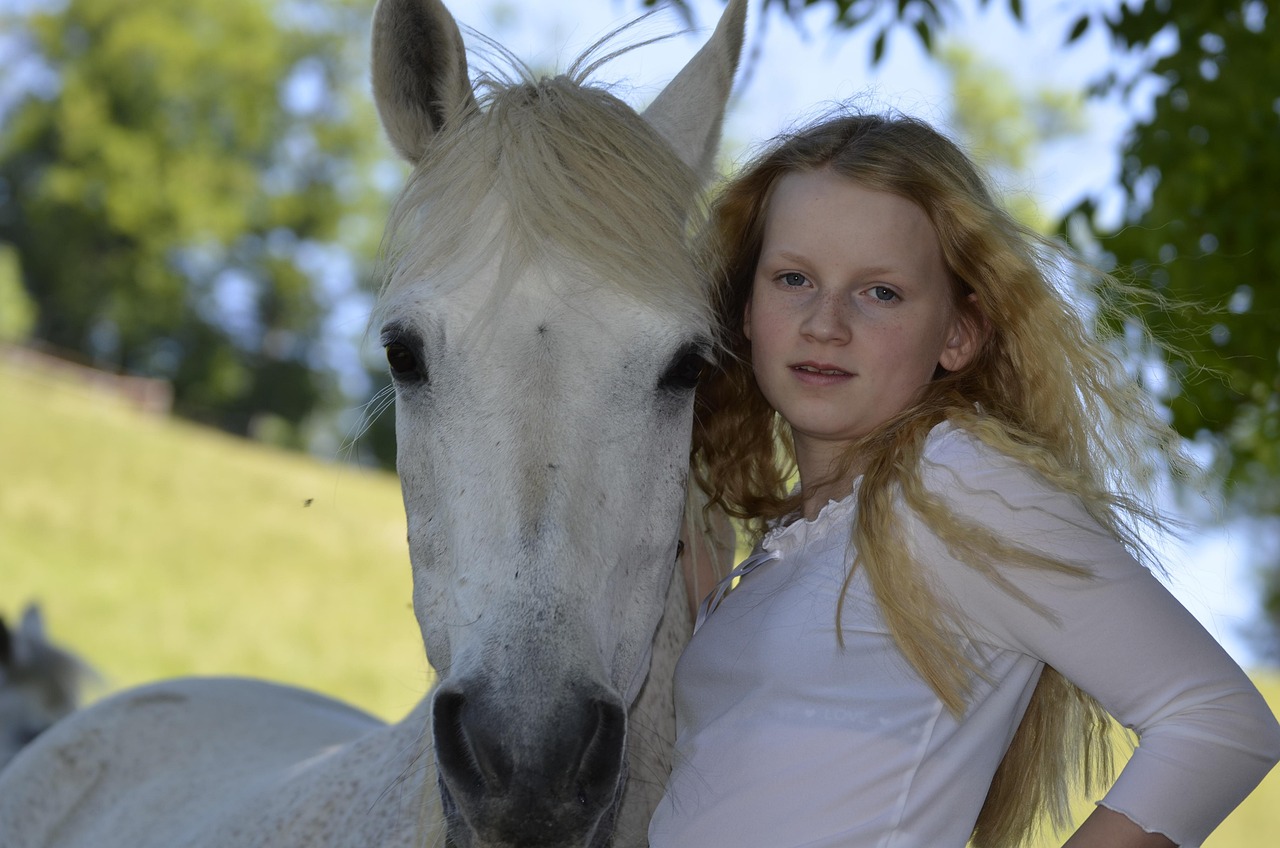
[414,0,1268,668]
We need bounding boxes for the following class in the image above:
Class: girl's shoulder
[917,420,1113,556]
[923,417,1014,457]
[920,420,1020,484]
[921,420,1080,523]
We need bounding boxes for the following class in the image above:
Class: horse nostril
[574,697,626,807]
[432,687,513,795]
[433,689,484,793]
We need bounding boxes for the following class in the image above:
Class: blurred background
[1,0,1277,840]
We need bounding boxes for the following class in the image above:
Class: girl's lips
[792,363,850,376]
[790,362,853,385]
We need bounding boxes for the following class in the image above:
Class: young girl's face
[745,168,977,478]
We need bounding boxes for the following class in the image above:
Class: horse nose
[574,696,628,804]
[432,681,627,841]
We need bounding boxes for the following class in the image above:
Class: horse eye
[660,349,708,392]
[385,342,420,378]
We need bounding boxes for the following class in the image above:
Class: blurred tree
[652,0,1026,63]
[0,243,36,343]
[1074,0,1279,514]
[938,42,1084,234]
[1073,0,1280,651]
[0,0,387,443]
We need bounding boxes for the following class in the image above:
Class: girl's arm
[1063,808,1175,848]
[916,429,1280,846]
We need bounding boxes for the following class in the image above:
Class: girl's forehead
[764,171,937,243]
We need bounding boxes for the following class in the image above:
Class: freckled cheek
[869,324,937,376]
[857,315,906,344]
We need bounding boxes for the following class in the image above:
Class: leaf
[1067,14,1090,44]
[872,28,888,65]
[914,19,933,53]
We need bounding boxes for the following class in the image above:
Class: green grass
[2,356,1277,844]
[1,356,428,721]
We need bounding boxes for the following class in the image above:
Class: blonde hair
[693,112,1186,846]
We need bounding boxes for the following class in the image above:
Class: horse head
[0,604,95,772]
[369,0,745,844]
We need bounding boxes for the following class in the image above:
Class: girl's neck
[797,461,864,520]
[793,432,866,520]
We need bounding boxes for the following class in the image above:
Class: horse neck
[612,565,691,846]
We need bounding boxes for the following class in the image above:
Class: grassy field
[1,356,428,721]
[2,355,1278,843]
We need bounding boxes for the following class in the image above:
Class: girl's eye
[781,272,807,288]
[870,285,899,302]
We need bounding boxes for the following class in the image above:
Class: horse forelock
[375,62,713,328]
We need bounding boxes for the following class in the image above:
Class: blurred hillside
[0,353,426,721]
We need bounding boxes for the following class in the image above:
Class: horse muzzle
[433,678,628,847]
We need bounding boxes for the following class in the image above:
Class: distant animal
[0,0,745,846]
[0,604,95,772]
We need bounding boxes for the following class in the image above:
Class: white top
[649,423,1280,848]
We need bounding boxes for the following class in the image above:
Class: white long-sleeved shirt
[649,423,1280,847]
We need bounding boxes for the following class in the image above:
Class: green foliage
[1083,1,1279,516]
[938,42,1085,233]
[0,243,36,342]
[0,356,425,722]
[650,0,1025,64]
[0,0,386,440]
[1046,0,1280,651]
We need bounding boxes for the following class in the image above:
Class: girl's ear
[742,296,753,341]
[939,293,987,372]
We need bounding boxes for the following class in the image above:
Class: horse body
[0,1,745,845]
[0,679,423,847]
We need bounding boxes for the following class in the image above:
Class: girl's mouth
[792,364,851,377]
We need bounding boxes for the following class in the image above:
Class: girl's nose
[800,293,851,343]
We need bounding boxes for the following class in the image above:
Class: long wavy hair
[692,112,1186,847]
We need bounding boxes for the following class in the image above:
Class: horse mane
[375,39,714,325]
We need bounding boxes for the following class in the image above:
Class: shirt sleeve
[907,428,1280,847]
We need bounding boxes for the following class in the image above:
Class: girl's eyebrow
[768,249,901,280]
[760,249,812,266]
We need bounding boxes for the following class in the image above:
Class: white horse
[0,0,745,845]
[0,604,96,772]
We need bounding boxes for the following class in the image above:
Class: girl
[652,113,1280,847]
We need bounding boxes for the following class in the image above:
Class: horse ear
[642,0,747,181]
[19,603,45,642]
[371,0,478,164]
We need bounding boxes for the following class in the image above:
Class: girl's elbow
[1259,710,1280,768]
